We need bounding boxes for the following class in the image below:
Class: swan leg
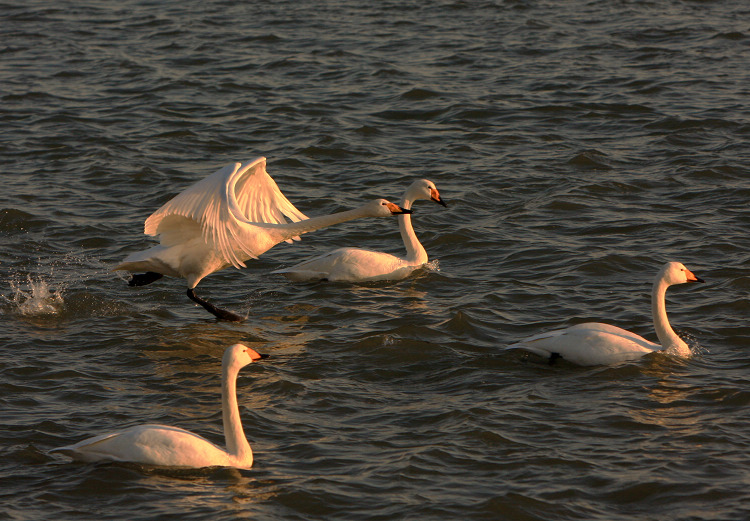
[186,288,245,322]
[128,272,164,287]
[548,352,562,366]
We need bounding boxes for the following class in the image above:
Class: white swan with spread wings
[115,157,410,320]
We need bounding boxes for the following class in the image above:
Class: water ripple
[2,0,750,520]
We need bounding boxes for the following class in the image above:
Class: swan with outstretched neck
[114,157,411,320]
[271,179,447,282]
[50,344,266,469]
[507,262,704,366]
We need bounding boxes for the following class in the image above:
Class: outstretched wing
[144,157,309,268]
[232,158,308,232]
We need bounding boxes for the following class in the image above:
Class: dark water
[2,1,750,519]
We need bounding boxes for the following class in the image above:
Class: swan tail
[505,341,554,359]
[49,431,122,459]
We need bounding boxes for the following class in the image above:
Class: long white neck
[398,195,427,264]
[270,206,378,242]
[651,277,689,355]
[222,363,252,463]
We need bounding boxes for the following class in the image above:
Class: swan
[506,262,704,366]
[50,344,266,469]
[271,179,447,282]
[114,157,411,320]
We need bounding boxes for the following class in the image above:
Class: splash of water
[3,250,113,317]
[680,330,708,356]
[9,275,65,316]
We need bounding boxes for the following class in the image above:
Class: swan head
[363,198,412,217]
[224,343,267,371]
[406,179,448,207]
[660,261,705,286]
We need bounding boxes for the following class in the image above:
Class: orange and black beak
[685,268,705,283]
[386,202,412,215]
[430,188,447,207]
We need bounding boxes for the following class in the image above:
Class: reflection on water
[630,369,701,433]
[130,466,280,515]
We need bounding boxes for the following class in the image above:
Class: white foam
[9,275,65,316]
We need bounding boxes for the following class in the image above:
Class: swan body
[50,344,265,469]
[272,179,447,282]
[114,157,410,319]
[507,262,704,366]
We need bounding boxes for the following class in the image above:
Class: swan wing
[271,249,349,281]
[144,157,308,268]
[231,158,309,236]
[51,424,230,467]
[273,248,412,282]
[508,323,658,366]
[565,322,660,350]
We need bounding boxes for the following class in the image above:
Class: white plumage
[50,344,265,469]
[272,179,447,282]
[507,262,704,366]
[114,157,410,319]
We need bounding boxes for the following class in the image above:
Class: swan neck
[651,277,687,354]
[274,207,371,240]
[222,363,252,461]
[398,196,427,264]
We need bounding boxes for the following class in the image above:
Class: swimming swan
[507,262,704,366]
[114,157,411,320]
[271,179,447,282]
[50,344,266,469]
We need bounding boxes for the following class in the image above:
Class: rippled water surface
[2,1,750,519]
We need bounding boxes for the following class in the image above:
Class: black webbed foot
[128,272,164,287]
[186,288,245,322]
[548,352,563,366]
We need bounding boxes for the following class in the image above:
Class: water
[2,0,750,519]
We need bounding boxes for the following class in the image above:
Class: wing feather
[143,157,309,268]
